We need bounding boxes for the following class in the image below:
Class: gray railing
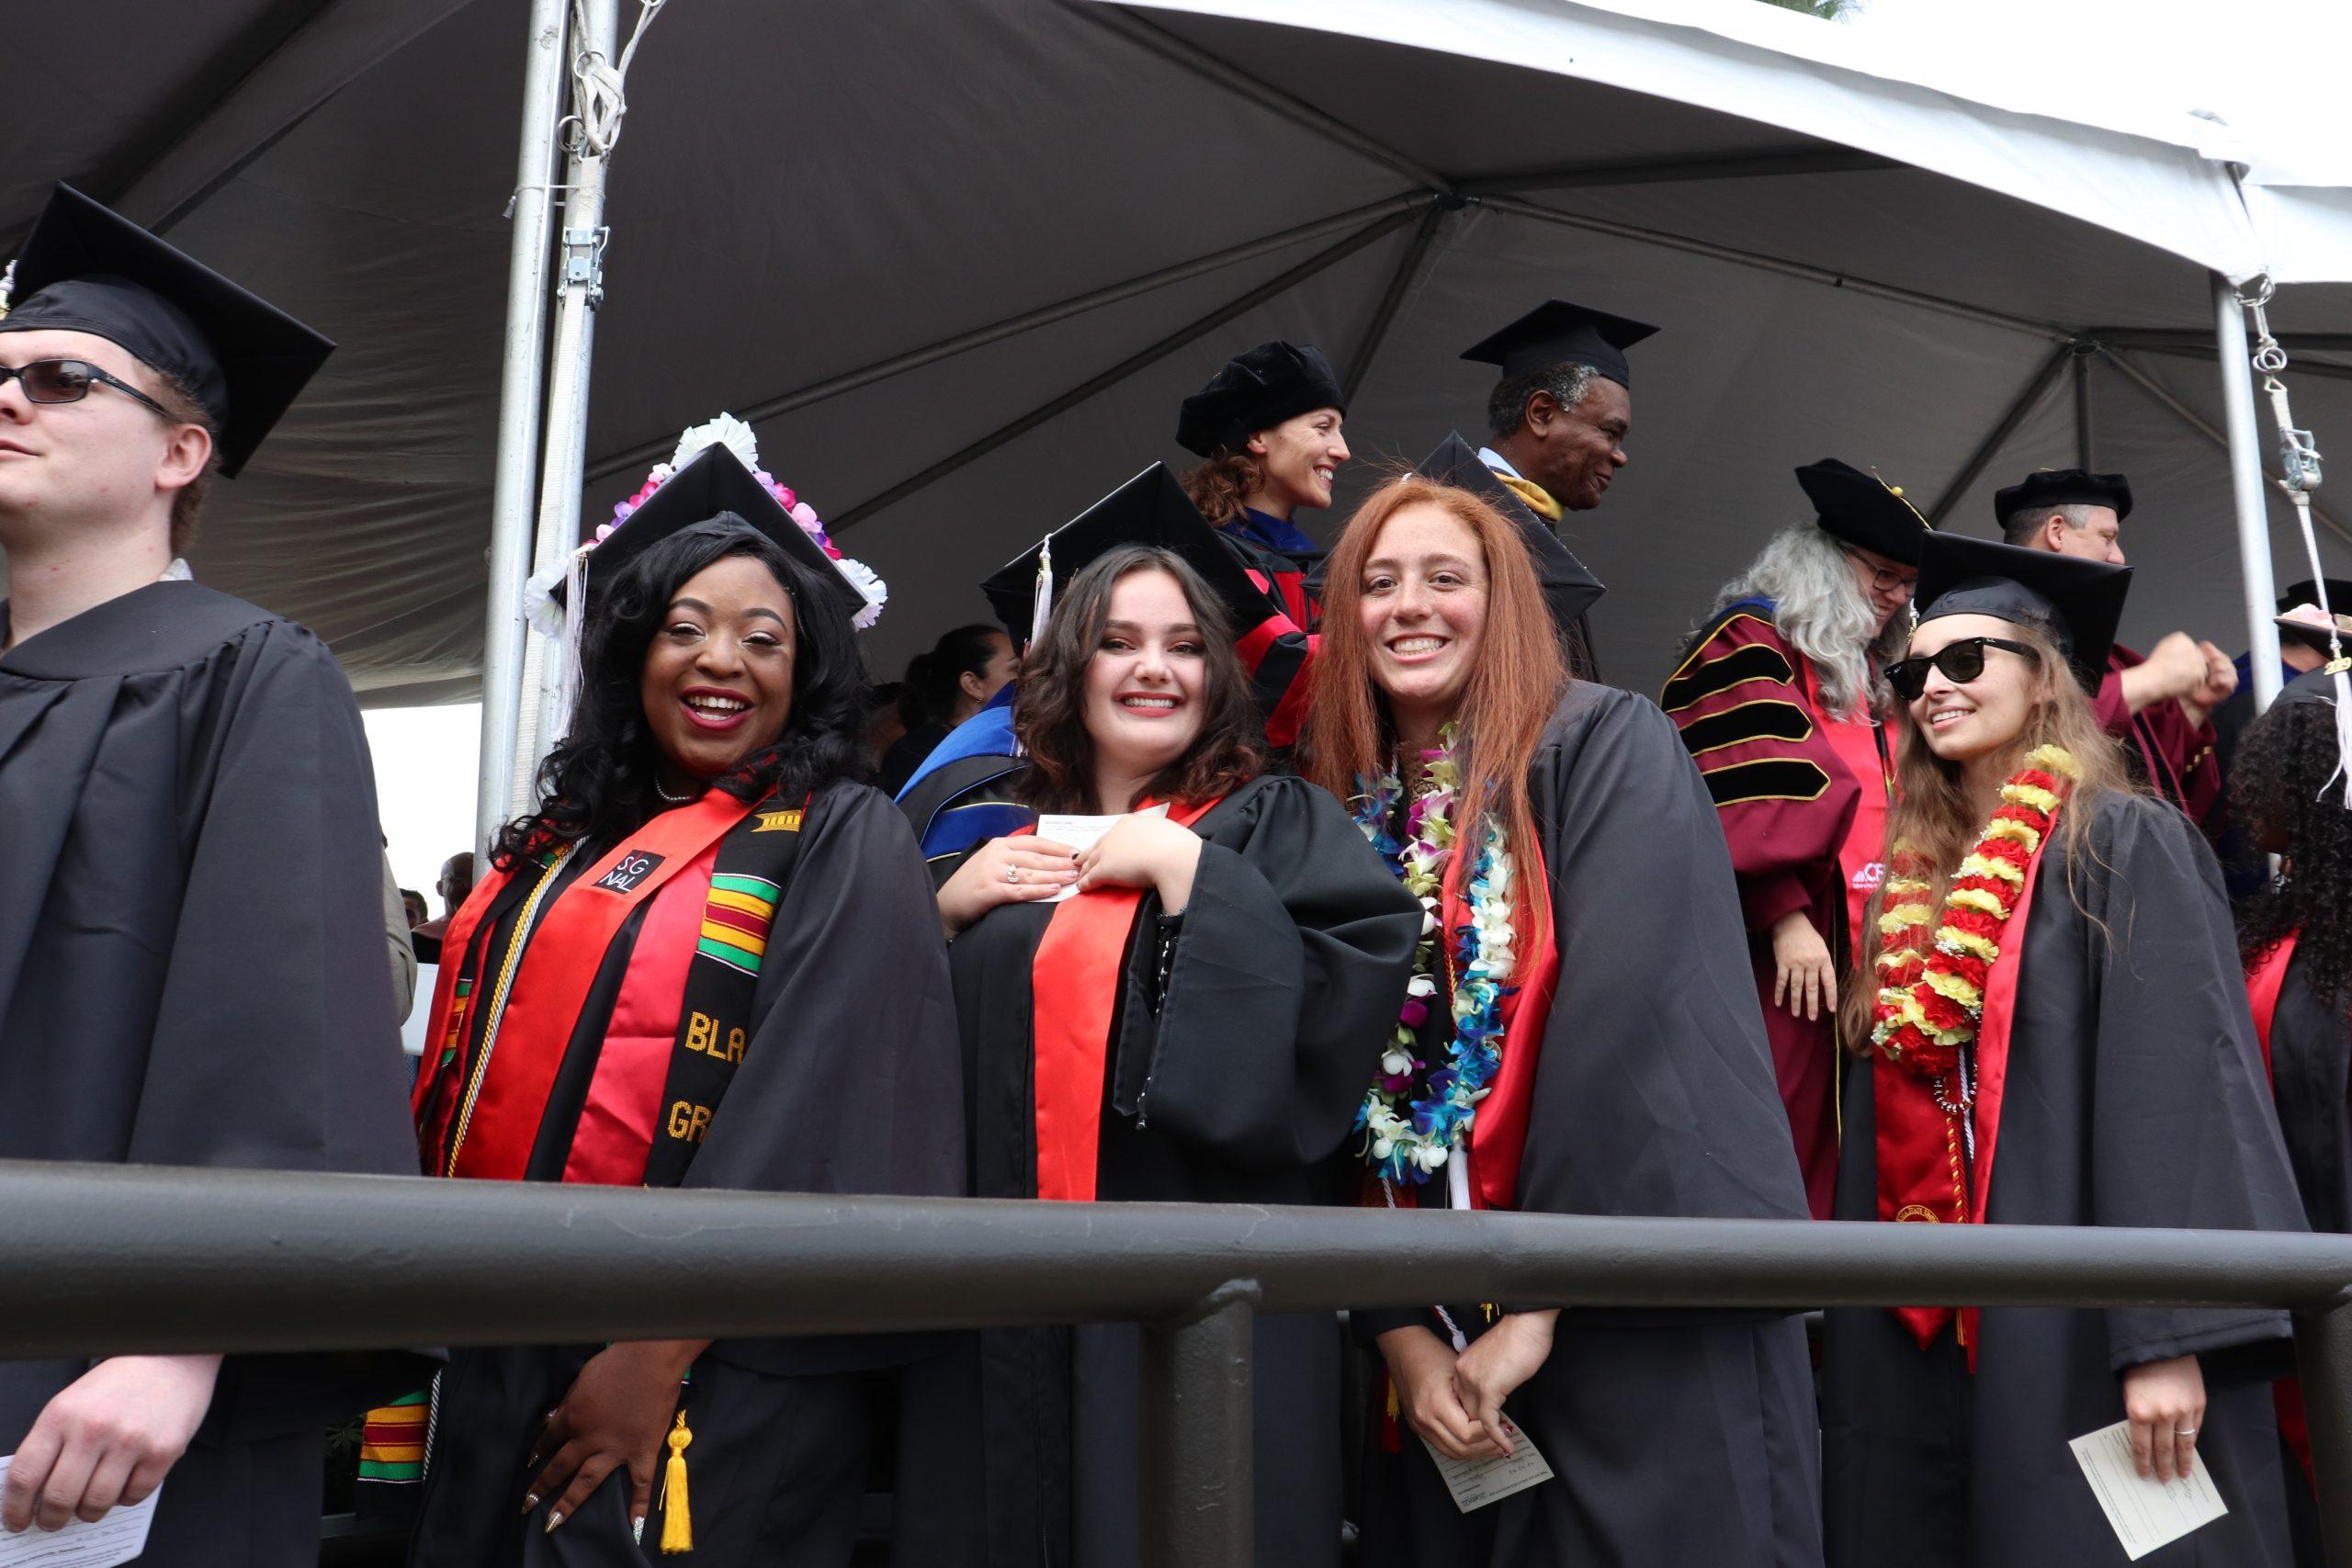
[5,1161,2352,1565]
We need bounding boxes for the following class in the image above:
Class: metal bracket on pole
[560,225,608,307]
[2296,1299,2352,1568]
[1138,1280,1259,1568]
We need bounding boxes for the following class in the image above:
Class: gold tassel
[658,1409,693,1553]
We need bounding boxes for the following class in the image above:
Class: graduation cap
[2277,601,2352,652]
[1459,299,1658,389]
[1992,468,2134,526]
[2279,579,2352,616]
[1417,432,1606,625]
[1794,458,1932,566]
[981,464,1273,648]
[0,184,333,477]
[1174,341,1345,458]
[569,442,865,620]
[1913,533,2132,694]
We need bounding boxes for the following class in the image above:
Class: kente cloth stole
[1447,833,1560,1213]
[1495,471,1565,522]
[1874,844,2052,1360]
[1022,797,1218,1202]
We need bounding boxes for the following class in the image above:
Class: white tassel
[1028,537,1054,650]
[0,260,15,321]
[558,544,591,724]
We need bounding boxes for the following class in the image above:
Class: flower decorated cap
[1795,457,1932,566]
[0,184,333,478]
[1173,341,1344,458]
[1912,532,2131,694]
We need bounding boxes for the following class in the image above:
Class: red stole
[1449,836,1560,1212]
[1805,660,1894,951]
[1023,798,1218,1202]
[1876,840,2052,1362]
[2244,934,2314,1480]
[413,791,754,1180]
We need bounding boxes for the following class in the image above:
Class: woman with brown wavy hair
[1821,533,2301,1568]
[1302,473,1822,1568]
[905,543,1419,1568]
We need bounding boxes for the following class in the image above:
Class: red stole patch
[2246,933,2301,1077]
[1447,835,1558,1213]
[1023,798,1218,1202]
[1804,660,1893,950]
[1877,836,2052,1360]
[420,792,754,1181]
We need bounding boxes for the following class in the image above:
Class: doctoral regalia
[0,581,423,1562]
[897,773,1419,1568]
[405,779,963,1566]
[1664,600,1887,1219]
[1823,793,2306,1568]
[2098,644,2226,836]
[1360,682,1823,1568]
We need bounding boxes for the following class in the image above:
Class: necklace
[1350,724,1519,1186]
[654,778,700,804]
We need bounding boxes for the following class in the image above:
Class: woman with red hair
[1303,474,1821,1567]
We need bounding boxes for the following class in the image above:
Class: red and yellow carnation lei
[1870,745,2079,1080]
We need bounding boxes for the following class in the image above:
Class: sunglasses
[1885,637,2041,701]
[0,358,172,418]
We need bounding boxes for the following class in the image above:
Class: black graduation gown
[898,773,1419,1568]
[0,581,424,1564]
[409,782,967,1568]
[1358,682,1824,1568]
[1822,793,2308,1568]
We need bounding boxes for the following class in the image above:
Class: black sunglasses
[0,358,173,418]
[1885,637,2041,701]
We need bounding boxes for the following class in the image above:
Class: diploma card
[1034,806,1170,901]
[2067,1419,2228,1560]
[0,1457,159,1568]
[1418,1416,1555,1513]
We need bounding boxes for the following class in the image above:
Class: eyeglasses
[0,358,172,418]
[1885,637,2041,701]
[1840,547,1917,595]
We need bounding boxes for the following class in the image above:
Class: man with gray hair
[1460,298,1654,674]
[1998,468,2233,830]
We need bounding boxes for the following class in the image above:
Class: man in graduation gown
[1458,298,1657,678]
[1998,468,2235,834]
[0,185,420,1560]
[1665,459,1925,1219]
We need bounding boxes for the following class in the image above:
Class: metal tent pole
[2214,274,2285,710]
[473,0,571,852]
[511,0,622,813]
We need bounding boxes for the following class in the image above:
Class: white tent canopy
[13,0,2352,715]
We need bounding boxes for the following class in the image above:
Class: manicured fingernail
[522,1493,540,1512]
[634,1516,646,1545]
[544,1511,563,1533]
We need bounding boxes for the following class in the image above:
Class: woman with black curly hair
[403,444,962,1566]
[904,535,1419,1568]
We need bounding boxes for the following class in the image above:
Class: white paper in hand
[2068,1419,2229,1560]
[1034,805,1170,901]
[1418,1416,1555,1513]
[0,1456,160,1568]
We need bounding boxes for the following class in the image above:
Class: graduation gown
[899,773,1419,1568]
[1361,682,1824,1568]
[0,581,423,1564]
[1216,508,1321,749]
[2098,645,2225,838]
[1823,793,2307,1568]
[407,780,964,1567]
[1665,601,1888,1220]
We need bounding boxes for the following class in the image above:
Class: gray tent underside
[11,0,2350,705]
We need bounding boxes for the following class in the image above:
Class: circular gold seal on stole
[1894,1204,1939,1223]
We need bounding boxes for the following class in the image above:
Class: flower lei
[1351,728,1518,1184]
[1870,744,2080,1086]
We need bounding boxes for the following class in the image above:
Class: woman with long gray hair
[1661,459,1926,1217]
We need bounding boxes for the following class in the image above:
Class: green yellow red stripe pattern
[698,873,780,976]
[358,1390,428,1482]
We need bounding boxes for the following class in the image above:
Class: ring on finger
[2175,1427,2198,1437]
[1006,864,1019,884]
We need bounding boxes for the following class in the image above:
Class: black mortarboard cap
[1416,432,1606,625]
[1992,468,2134,526]
[570,444,864,619]
[1914,533,2132,694]
[0,184,334,478]
[1794,458,1933,566]
[982,464,1272,643]
[2278,579,2352,615]
[1174,341,1345,458]
[1459,299,1658,389]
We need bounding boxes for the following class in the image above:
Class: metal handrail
[5,1161,2351,1565]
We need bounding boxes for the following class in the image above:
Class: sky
[368,703,481,911]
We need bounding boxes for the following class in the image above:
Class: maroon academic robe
[2096,644,2225,838]
[1666,601,1887,1219]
